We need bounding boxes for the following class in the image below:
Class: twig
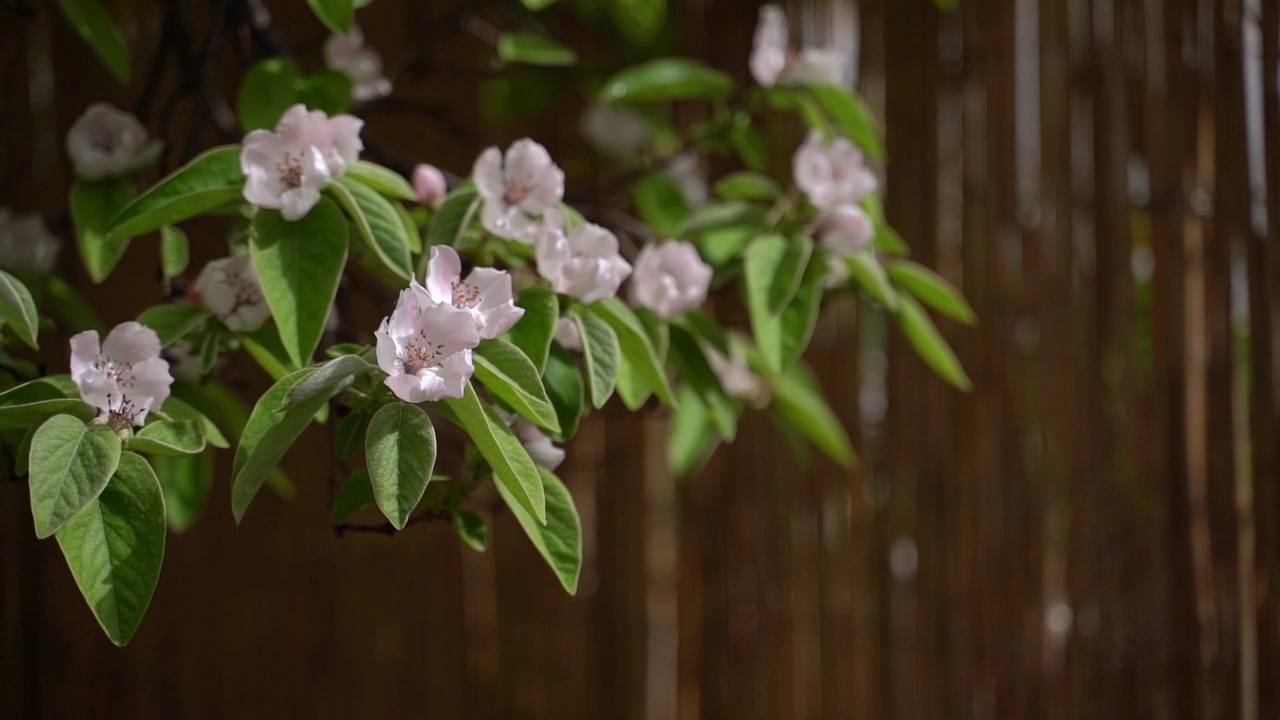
[335,509,452,536]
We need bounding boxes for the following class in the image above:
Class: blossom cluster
[240,104,364,221]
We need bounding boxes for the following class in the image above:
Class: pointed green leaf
[887,260,977,325]
[55,452,165,646]
[330,177,413,280]
[29,414,122,539]
[70,178,136,282]
[807,84,885,162]
[668,385,716,477]
[444,383,546,523]
[498,33,578,66]
[453,509,488,551]
[588,298,674,406]
[232,368,331,523]
[426,188,480,248]
[542,345,583,439]
[508,287,558,373]
[345,160,418,202]
[495,467,582,594]
[331,468,374,524]
[135,303,214,347]
[334,411,368,463]
[250,199,348,367]
[770,364,855,468]
[473,338,560,433]
[128,420,206,457]
[600,58,733,103]
[280,354,377,410]
[306,0,354,33]
[106,146,243,240]
[573,309,619,409]
[150,395,229,449]
[154,451,213,533]
[668,324,737,440]
[714,171,783,201]
[159,226,190,278]
[55,0,130,82]
[847,251,899,311]
[0,270,40,349]
[365,402,437,529]
[897,295,973,391]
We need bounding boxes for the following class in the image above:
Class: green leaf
[745,235,823,371]
[250,199,349,367]
[154,452,213,533]
[896,296,973,391]
[364,402,437,529]
[426,188,480,249]
[807,85,886,162]
[128,419,205,457]
[70,178,136,282]
[495,467,582,594]
[396,203,423,254]
[55,452,165,646]
[280,354,377,410]
[453,509,488,552]
[632,171,690,238]
[232,368,331,523]
[507,287,558,373]
[542,345,584,439]
[573,309,620,409]
[106,146,244,240]
[498,33,578,67]
[159,226,190,278]
[608,0,667,47]
[330,177,413,280]
[28,414,122,539]
[771,236,813,313]
[861,195,910,256]
[729,113,767,171]
[0,382,95,429]
[45,275,105,334]
[345,161,418,202]
[0,270,39,349]
[599,58,734,103]
[152,396,228,449]
[331,468,374,524]
[588,298,674,406]
[241,324,295,381]
[444,383,546,523]
[668,324,737,440]
[237,58,303,132]
[614,355,651,410]
[675,201,766,237]
[306,0,354,33]
[714,171,783,201]
[473,338,560,433]
[770,364,856,467]
[887,261,977,325]
[334,411,368,462]
[519,0,559,9]
[846,251,899,311]
[295,69,353,116]
[55,0,130,82]
[135,303,214,347]
[668,385,716,477]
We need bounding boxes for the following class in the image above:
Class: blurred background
[3,0,1279,717]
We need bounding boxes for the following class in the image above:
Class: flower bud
[412,163,448,207]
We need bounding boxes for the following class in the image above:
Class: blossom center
[451,279,481,309]
[106,395,142,431]
[276,152,305,189]
[402,330,448,374]
[504,178,533,205]
[88,126,117,154]
[96,356,138,389]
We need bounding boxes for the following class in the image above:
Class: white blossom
[412,163,447,206]
[0,208,61,276]
[553,316,581,352]
[323,26,393,102]
[193,255,271,333]
[70,322,174,429]
[240,104,363,221]
[422,245,524,339]
[534,219,632,303]
[473,139,564,243]
[628,240,712,318]
[375,282,480,403]
[750,5,847,88]
[814,203,874,257]
[706,345,769,406]
[665,152,709,208]
[65,103,161,181]
[793,131,878,210]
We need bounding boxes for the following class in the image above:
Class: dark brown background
[3,0,1280,717]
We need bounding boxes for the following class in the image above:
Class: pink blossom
[422,245,524,339]
[793,131,878,210]
[750,5,847,88]
[375,282,480,402]
[0,208,61,276]
[240,104,363,220]
[629,240,712,318]
[66,103,162,181]
[323,26,392,102]
[473,139,565,243]
[814,204,874,257]
[534,220,632,303]
[193,255,271,333]
[70,322,174,428]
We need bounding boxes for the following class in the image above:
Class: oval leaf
[332,468,374,524]
[0,270,40,349]
[128,419,206,457]
[494,467,582,594]
[498,32,579,67]
[29,414,123,539]
[887,260,977,325]
[599,58,734,103]
[330,177,413,280]
[250,198,349,367]
[55,452,166,646]
[70,178,136,283]
[106,146,244,240]
[306,0,354,33]
[473,338,560,433]
[573,309,620,409]
[345,160,418,202]
[588,298,674,406]
[444,383,546,524]
[365,402,437,529]
[507,287,558,373]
